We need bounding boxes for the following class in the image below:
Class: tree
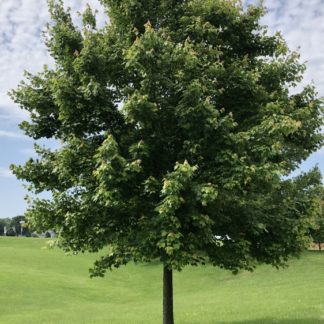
[10,215,25,236]
[0,216,33,237]
[310,195,324,250]
[10,1,323,323]
[5,228,16,237]
[14,215,34,237]
[0,218,11,236]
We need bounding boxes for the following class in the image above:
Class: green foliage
[310,194,324,248]
[0,218,11,235]
[5,228,16,237]
[10,0,323,278]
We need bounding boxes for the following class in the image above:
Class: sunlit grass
[1,237,324,323]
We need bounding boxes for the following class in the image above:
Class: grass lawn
[0,237,324,323]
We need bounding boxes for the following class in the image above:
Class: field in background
[1,237,324,324]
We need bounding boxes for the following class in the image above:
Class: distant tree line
[0,216,33,237]
[0,216,57,238]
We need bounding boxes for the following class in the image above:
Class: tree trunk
[319,241,321,251]
[163,266,174,324]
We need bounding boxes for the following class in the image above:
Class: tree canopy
[10,0,323,322]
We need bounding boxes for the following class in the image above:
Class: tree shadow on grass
[218,319,322,324]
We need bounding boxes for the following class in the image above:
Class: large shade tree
[10,0,323,323]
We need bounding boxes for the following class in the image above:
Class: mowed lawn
[1,237,324,324]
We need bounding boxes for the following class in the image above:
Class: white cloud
[0,167,14,178]
[1,0,323,122]
[0,0,107,122]
[0,130,27,139]
[244,0,324,96]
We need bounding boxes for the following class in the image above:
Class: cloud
[0,130,27,139]
[244,0,324,97]
[0,0,107,122]
[0,167,14,178]
[1,0,323,121]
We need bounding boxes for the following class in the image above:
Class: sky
[0,0,323,217]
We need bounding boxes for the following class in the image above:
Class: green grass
[1,237,324,323]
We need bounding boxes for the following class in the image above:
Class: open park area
[1,237,324,324]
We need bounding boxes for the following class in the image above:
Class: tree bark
[319,241,321,251]
[163,266,174,324]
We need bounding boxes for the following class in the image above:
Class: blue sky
[0,0,323,217]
